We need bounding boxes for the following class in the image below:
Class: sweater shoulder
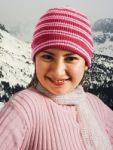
[85,92,113,123]
[85,92,103,107]
[13,87,43,99]
[85,92,109,112]
[10,87,44,106]
[85,92,112,112]
[8,88,45,124]
[85,92,107,121]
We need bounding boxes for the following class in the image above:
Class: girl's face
[35,49,88,95]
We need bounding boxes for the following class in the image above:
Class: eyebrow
[42,51,75,56]
[42,51,54,55]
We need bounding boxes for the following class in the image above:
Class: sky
[0,0,113,41]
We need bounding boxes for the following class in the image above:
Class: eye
[41,54,53,61]
[65,56,78,62]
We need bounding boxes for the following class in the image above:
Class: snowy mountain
[92,18,113,33]
[0,26,34,100]
[92,18,113,57]
[0,22,113,109]
[85,54,113,109]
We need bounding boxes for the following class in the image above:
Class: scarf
[36,83,112,150]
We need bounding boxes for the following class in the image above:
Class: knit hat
[31,7,94,67]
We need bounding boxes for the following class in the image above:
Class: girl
[0,7,113,150]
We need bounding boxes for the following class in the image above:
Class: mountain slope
[92,18,113,33]
[92,18,113,57]
[0,28,34,86]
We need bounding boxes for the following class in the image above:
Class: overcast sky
[0,0,113,41]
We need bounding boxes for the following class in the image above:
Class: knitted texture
[0,88,113,150]
[31,7,94,66]
[36,83,112,150]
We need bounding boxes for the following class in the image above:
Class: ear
[84,65,88,71]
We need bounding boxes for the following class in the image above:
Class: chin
[49,89,69,95]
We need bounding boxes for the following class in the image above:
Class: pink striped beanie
[31,7,94,66]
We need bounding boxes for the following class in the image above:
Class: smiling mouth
[46,77,70,85]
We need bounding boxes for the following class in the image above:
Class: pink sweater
[0,88,113,150]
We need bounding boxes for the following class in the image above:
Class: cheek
[70,63,85,78]
[35,61,49,79]
[35,61,43,79]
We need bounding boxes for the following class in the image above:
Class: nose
[50,60,66,78]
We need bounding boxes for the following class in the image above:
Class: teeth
[54,80,65,83]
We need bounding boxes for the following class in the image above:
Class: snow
[0,102,4,110]
[0,29,34,86]
[93,32,113,57]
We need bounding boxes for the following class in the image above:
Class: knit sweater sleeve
[87,93,113,147]
[0,89,38,150]
[0,101,28,150]
[101,100,113,146]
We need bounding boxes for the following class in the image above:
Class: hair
[27,69,37,88]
